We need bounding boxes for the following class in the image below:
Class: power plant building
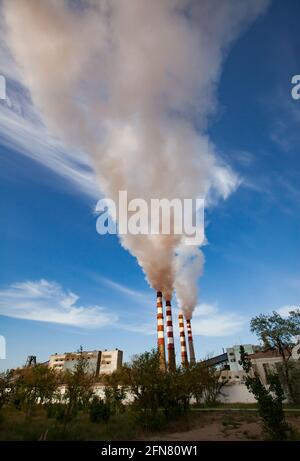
[49,349,123,376]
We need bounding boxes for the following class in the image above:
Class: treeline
[0,349,224,436]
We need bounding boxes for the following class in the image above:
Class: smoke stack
[156,291,166,371]
[178,312,188,368]
[165,298,176,372]
[186,318,196,365]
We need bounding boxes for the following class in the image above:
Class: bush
[239,345,290,440]
[89,397,111,423]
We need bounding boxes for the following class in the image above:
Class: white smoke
[3,0,269,317]
[174,245,205,320]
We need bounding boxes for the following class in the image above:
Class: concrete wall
[92,383,256,405]
[58,382,256,404]
[218,383,257,404]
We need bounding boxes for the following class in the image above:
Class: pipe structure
[178,312,188,367]
[165,298,176,372]
[186,318,196,365]
[156,291,166,371]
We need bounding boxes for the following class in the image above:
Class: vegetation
[277,360,300,405]
[239,345,290,440]
[9,365,60,416]
[1,328,299,441]
[250,309,300,403]
[0,347,225,440]
[60,347,95,424]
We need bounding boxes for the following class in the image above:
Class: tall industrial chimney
[165,298,176,372]
[186,318,196,365]
[156,291,166,371]
[178,312,188,367]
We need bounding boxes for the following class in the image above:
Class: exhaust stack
[186,318,196,365]
[156,291,166,371]
[165,298,176,372]
[178,312,188,367]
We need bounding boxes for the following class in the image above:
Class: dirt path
[145,413,300,441]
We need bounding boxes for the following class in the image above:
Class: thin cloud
[0,279,117,328]
[0,3,96,196]
[190,303,245,337]
[0,77,99,199]
[95,275,153,306]
[90,276,245,338]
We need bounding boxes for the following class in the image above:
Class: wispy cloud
[0,278,247,339]
[97,277,245,338]
[95,275,153,306]
[0,56,99,199]
[0,5,98,198]
[0,279,117,328]
[190,303,245,337]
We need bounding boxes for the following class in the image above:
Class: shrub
[89,397,111,423]
[239,345,290,440]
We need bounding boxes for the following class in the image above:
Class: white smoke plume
[3,0,269,316]
[174,245,205,320]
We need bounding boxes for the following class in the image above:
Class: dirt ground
[147,411,300,441]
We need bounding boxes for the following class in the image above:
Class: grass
[0,407,141,441]
[1,406,300,441]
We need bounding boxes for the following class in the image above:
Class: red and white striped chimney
[156,291,166,371]
[178,312,188,367]
[165,298,176,372]
[186,318,196,365]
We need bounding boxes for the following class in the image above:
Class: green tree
[239,345,289,440]
[89,396,111,423]
[62,347,95,422]
[159,366,192,419]
[277,360,300,405]
[187,362,225,406]
[8,365,60,415]
[118,350,167,429]
[250,309,300,402]
[0,370,14,413]
[103,370,126,415]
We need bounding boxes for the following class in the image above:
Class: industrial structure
[186,319,196,365]
[25,355,37,367]
[49,349,123,376]
[178,312,189,367]
[155,292,197,370]
[156,291,166,371]
[165,298,176,371]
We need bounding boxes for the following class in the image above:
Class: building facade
[226,344,261,372]
[49,349,123,376]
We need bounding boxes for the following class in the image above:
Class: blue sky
[1,0,300,370]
